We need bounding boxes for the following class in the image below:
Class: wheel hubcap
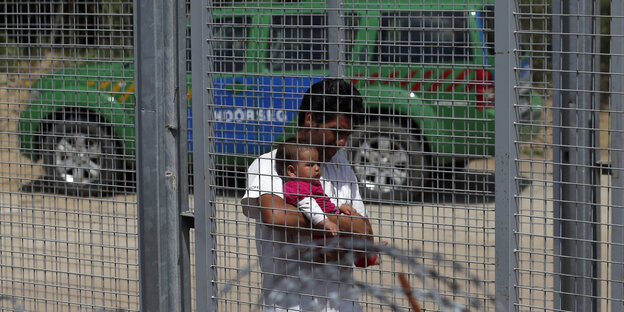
[352,137,410,195]
[54,136,102,184]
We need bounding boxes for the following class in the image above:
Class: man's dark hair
[275,136,317,177]
[298,78,364,127]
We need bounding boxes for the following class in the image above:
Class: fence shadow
[19,166,531,205]
[421,169,532,204]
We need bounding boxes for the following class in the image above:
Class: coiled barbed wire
[219,237,499,311]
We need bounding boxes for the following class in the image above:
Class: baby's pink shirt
[283,180,339,214]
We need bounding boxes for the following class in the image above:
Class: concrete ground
[1,64,620,311]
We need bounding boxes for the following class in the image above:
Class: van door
[210,16,263,155]
[255,14,330,146]
[357,9,493,157]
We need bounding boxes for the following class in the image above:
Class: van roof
[214,0,493,11]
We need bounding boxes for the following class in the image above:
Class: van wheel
[348,119,429,202]
[41,113,123,196]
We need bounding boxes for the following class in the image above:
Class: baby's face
[294,148,322,181]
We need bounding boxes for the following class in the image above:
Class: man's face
[305,113,353,162]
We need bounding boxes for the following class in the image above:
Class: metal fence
[193,1,503,310]
[0,1,138,311]
[1,0,623,311]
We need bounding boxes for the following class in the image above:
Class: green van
[18,0,541,198]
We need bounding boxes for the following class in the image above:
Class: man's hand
[338,204,355,215]
[325,213,372,240]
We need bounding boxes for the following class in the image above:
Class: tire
[348,119,429,202]
[41,114,123,196]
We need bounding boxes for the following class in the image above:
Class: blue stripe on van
[188,76,323,155]
[475,11,488,67]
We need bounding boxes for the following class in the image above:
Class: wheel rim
[53,135,102,184]
[352,136,410,195]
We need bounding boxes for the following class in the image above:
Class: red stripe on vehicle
[369,72,380,85]
[411,70,433,92]
[466,69,492,92]
[401,70,418,87]
[428,69,453,92]
[350,73,365,85]
[384,71,401,84]
[445,69,471,92]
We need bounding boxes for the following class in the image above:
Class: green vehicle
[18,0,541,198]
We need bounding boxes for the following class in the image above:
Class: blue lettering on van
[213,108,287,123]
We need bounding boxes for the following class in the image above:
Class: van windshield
[268,14,359,72]
[372,11,471,64]
[213,16,250,72]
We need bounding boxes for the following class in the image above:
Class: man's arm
[259,194,310,229]
[258,194,331,238]
[257,194,372,239]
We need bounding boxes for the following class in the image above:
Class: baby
[275,137,352,234]
[275,137,378,267]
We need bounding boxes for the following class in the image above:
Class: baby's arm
[297,197,339,235]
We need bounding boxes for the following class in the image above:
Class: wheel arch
[348,112,432,202]
[361,100,463,165]
[358,106,431,154]
[25,107,130,163]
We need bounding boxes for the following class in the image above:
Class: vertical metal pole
[176,0,192,310]
[135,0,188,311]
[555,0,601,310]
[192,0,218,310]
[551,0,563,308]
[592,2,603,307]
[610,0,624,309]
[327,0,345,78]
[494,0,519,310]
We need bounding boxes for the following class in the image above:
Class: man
[241,78,374,311]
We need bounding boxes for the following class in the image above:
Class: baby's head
[275,136,321,181]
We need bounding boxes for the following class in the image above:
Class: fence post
[135,0,190,311]
[610,0,624,310]
[192,0,219,311]
[552,0,601,310]
[327,0,345,78]
[494,0,519,310]
[551,2,563,308]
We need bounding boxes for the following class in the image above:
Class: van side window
[213,16,250,72]
[344,13,360,58]
[269,15,328,71]
[373,11,470,64]
[481,5,495,55]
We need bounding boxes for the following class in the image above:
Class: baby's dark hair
[275,136,318,177]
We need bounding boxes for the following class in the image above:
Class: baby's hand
[338,204,355,215]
